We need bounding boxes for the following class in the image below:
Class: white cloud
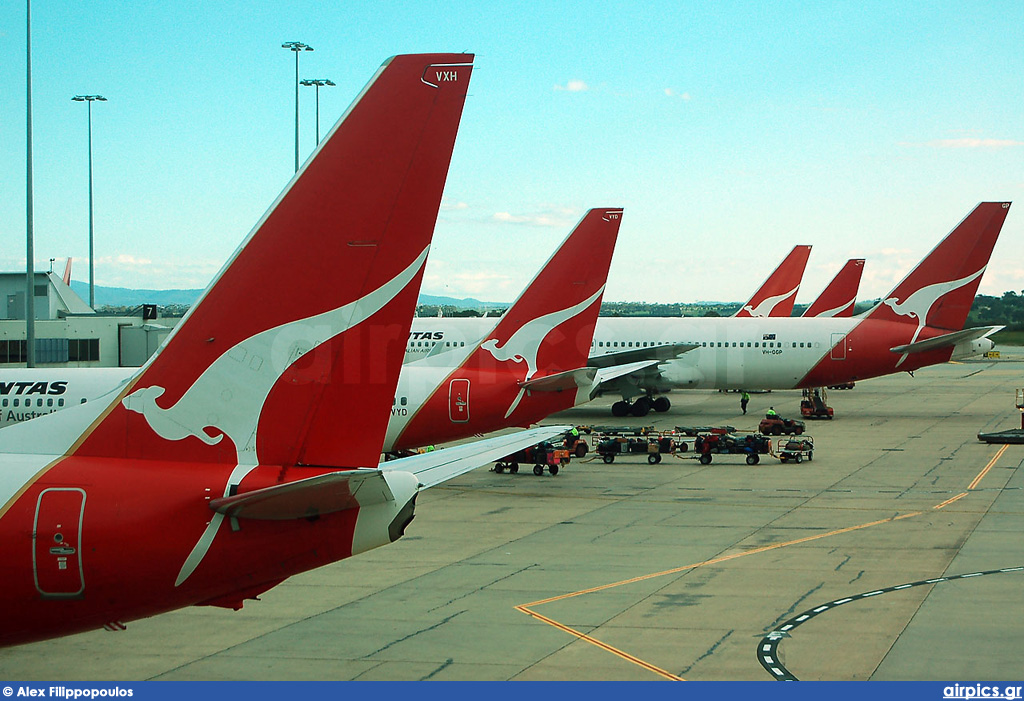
[664,88,692,101]
[554,79,588,92]
[91,253,221,289]
[441,199,469,211]
[491,207,576,228]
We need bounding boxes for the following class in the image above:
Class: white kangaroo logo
[122,247,429,585]
[743,285,798,317]
[481,286,604,418]
[812,297,855,318]
[883,266,985,367]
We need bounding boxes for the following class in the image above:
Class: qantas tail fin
[56,54,474,469]
[734,245,811,317]
[802,259,864,317]
[62,258,72,287]
[466,208,623,380]
[864,202,1011,330]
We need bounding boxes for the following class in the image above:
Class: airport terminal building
[0,271,177,368]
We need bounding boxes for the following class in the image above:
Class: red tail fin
[865,202,1011,330]
[802,259,864,317]
[469,208,623,379]
[734,245,812,317]
[390,208,622,448]
[73,54,474,468]
[62,258,72,286]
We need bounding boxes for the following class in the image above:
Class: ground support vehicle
[596,432,679,464]
[777,436,814,463]
[759,414,806,435]
[692,432,771,465]
[800,388,834,419]
[674,425,737,437]
[563,429,590,458]
[494,441,570,475]
[584,425,654,437]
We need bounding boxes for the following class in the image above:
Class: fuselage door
[448,378,470,423]
[830,333,847,360]
[33,488,86,598]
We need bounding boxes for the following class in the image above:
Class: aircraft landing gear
[610,395,671,417]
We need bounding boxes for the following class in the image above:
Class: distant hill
[70,281,507,311]
[70,281,204,307]
[417,293,507,310]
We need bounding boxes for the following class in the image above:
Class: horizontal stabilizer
[210,469,393,520]
[384,425,570,490]
[890,326,1003,355]
[588,342,697,368]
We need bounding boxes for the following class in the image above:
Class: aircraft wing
[383,425,571,490]
[519,360,661,394]
[210,469,393,520]
[587,342,697,368]
[890,326,1003,354]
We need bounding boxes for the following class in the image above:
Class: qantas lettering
[0,381,67,396]
[409,331,443,341]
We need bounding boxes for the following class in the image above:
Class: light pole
[72,94,106,309]
[281,41,313,172]
[300,78,335,145]
[26,0,35,366]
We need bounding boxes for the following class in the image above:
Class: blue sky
[2,1,1022,304]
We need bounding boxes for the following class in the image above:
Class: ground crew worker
[766,406,778,419]
[740,391,750,415]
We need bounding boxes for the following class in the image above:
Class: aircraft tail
[62,258,72,286]
[467,208,623,378]
[735,245,811,317]
[59,54,474,469]
[802,259,864,317]
[864,202,1011,330]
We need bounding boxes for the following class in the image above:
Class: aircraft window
[642,342,648,347]
[58,398,64,407]
[792,343,797,348]
[81,398,87,404]
[754,342,759,348]
[460,342,465,347]
[1,399,6,407]
[47,398,53,407]
[732,342,737,347]
[401,397,408,406]
[800,342,805,348]
[13,399,19,407]
[38,399,43,407]
[392,397,396,406]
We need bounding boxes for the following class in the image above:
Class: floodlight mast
[72,94,107,309]
[282,42,313,172]
[300,78,335,144]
